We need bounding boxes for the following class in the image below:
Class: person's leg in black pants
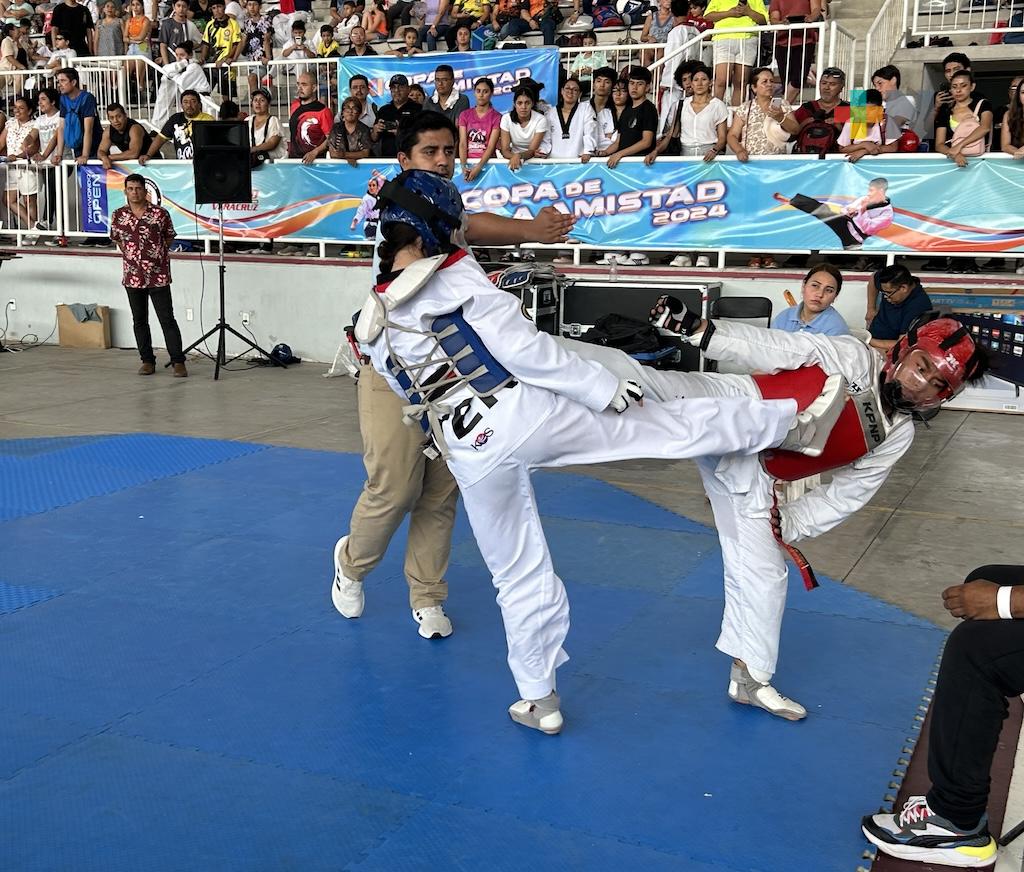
[148,285,185,364]
[927,564,1024,830]
[127,287,156,365]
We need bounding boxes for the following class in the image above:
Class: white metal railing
[863,0,907,87]
[558,41,668,93]
[908,0,1024,38]
[826,21,858,93]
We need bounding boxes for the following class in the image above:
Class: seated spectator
[769,0,821,105]
[569,31,609,78]
[459,75,501,182]
[499,82,549,171]
[200,0,242,98]
[140,88,213,163]
[793,65,848,156]
[218,98,242,119]
[936,69,993,168]
[386,0,414,35]
[331,0,361,43]
[425,63,470,124]
[453,22,473,50]
[389,25,420,55]
[282,20,317,76]
[864,263,932,351]
[158,0,202,64]
[0,22,25,70]
[361,0,388,41]
[704,0,767,106]
[602,66,659,168]
[862,563,1014,869]
[98,102,154,168]
[871,63,916,130]
[343,23,377,55]
[837,88,899,163]
[248,86,285,163]
[1001,75,1023,158]
[328,95,372,164]
[15,21,42,69]
[46,33,79,72]
[418,0,451,52]
[316,22,342,55]
[287,71,333,163]
[240,0,273,96]
[446,0,489,50]
[408,83,426,105]
[545,76,597,160]
[771,265,849,335]
[685,0,710,30]
[641,0,677,67]
[371,73,420,158]
[345,74,376,129]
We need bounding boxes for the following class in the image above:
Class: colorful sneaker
[508,691,563,735]
[412,605,452,639]
[728,660,807,721]
[330,536,364,619]
[862,796,997,868]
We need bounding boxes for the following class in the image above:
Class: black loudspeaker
[192,120,252,205]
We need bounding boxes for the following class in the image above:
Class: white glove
[608,378,644,413]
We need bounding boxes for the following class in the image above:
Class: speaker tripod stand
[177,205,285,380]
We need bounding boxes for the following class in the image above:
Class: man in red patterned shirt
[109,174,188,377]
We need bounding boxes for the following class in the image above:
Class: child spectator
[409,83,426,105]
[281,18,315,76]
[389,25,421,55]
[837,88,899,163]
[316,22,342,55]
[569,31,608,78]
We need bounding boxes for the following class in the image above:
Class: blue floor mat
[0,434,941,872]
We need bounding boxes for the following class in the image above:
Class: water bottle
[609,255,619,283]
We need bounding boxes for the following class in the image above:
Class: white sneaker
[1016,262,1024,275]
[330,536,364,618]
[695,255,711,267]
[728,661,806,721]
[626,251,650,265]
[508,691,563,734]
[669,254,692,268]
[412,604,453,639]
[595,252,621,265]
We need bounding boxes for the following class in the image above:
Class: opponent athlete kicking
[353,170,849,735]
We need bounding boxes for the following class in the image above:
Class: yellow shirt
[706,0,766,39]
[202,16,241,61]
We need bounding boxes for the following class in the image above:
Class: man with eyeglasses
[864,264,933,351]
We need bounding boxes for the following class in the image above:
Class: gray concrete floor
[3,344,1022,629]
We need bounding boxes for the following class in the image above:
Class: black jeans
[927,564,1024,830]
[126,285,184,364]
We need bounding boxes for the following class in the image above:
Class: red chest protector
[753,365,887,482]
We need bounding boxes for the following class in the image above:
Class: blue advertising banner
[79,157,1024,254]
[337,48,559,113]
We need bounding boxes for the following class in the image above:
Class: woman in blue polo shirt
[772,264,850,336]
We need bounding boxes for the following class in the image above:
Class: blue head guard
[376,169,465,258]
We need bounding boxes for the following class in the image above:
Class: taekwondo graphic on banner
[337,48,559,113]
[79,157,1024,254]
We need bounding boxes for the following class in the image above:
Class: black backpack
[580,313,663,355]
[794,102,840,158]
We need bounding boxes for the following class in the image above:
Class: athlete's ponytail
[377,223,421,275]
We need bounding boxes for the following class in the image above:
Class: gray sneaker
[728,661,806,721]
[412,605,453,639]
[508,691,563,735]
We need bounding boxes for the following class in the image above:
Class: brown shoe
[172,362,188,378]
[138,362,156,375]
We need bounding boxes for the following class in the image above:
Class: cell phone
[770,97,783,110]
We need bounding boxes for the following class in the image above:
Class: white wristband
[997,585,1014,620]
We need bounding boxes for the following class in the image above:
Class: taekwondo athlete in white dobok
[580,296,987,721]
[354,169,852,735]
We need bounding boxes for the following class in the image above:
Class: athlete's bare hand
[530,205,575,244]
[942,580,1001,620]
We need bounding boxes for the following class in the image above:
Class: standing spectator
[459,76,501,182]
[371,73,420,159]
[331,0,361,42]
[123,0,154,97]
[140,88,213,161]
[1002,76,1024,158]
[46,33,79,72]
[792,65,848,156]
[110,173,187,378]
[640,0,675,66]
[287,70,333,163]
[769,0,820,104]
[445,0,488,50]
[190,0,213,32]
[771,265,849,335]
[871,64,916,130]
[727,66,798,268]
[648,62,725,163]
[98,102,154,167]
[328,96,372,163]
[837,88,899,163]
[50,0,95,57]
[32,86,65,232]
[342,23,377,55]
[346,73,376,130]
[545,76,597,160]
[159,0,202,64]
[240,0,272,94]
[0,94,40,234]
[583,65,618,159]
[864,263,932,351]
[418,0,450,50]
[425,64,469,125]
[200,0,242,98]
[56,67,100,166]
[498,83,548,171]
[926,51,972,146]
[247,87,285,163]
[281,19,316,76]
[603,66,658,168]
[93,0,124,56]
[704,0,766,106]
[936,69,993,168]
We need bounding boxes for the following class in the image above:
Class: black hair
[508,83,537,121]
[1007,77,1024,149]
[474,76,494,91]
[670,0,687,15]
[106,101,126,113]
[872,64,901,88]
[748,66,773,93]
[181,88,201,101]
[292,19,306,30]
[396,110,458,156]
[627,66,652,84]
[593,66,618,85]
[349,73,368,87]
[175,39,195,54]
[58,67,80,86]
[38,86,60,108]
[943,52,971,70]
[435,64,454,76]
[803,263,843,294]
[13,93,36,112]
[865,88,883,106]
[950,69,975,85]
[409,83,426,95]
[557,76,583,109]
[378,223,422,274]
[219,99,241,119]
[877,264,914,288]
[124,172,146,187]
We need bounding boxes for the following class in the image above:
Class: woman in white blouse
[544,77,598,161]
[499,84,549,171]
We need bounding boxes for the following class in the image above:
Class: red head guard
[881,313,983,411]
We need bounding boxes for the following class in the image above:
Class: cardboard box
[56,304,112,349]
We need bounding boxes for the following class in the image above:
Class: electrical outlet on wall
[6,299,15,311]
[240,312,251,325]
[185,308,194,321]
